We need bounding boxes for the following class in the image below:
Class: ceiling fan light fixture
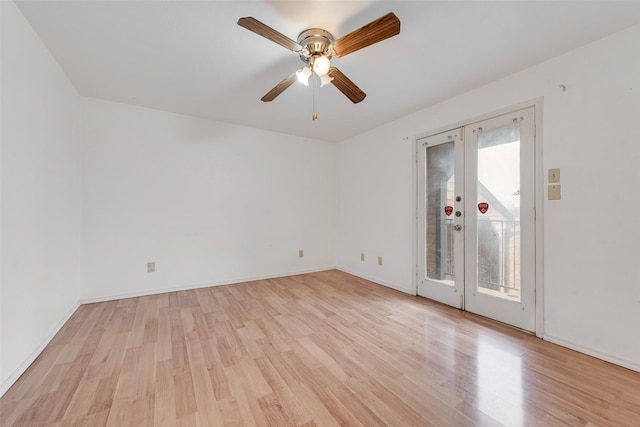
[319,74,333,87]
[312,55,331,76]
[296,66,312,85]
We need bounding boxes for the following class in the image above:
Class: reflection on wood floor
[1,269,639,426]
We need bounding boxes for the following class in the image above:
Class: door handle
[454,224,462,231]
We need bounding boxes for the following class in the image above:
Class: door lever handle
[454,224,462,231]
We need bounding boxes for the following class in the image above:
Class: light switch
[548,184,561,200]
[549,168,561,183]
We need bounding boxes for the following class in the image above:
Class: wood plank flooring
[1,270,639,426]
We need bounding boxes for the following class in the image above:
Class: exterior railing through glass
[441,218,521,298]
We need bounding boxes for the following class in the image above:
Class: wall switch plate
[548,168,561,183]
[377,256,383,266]
[548,184,561,200]
[147,262,155,273]
[361,253,365,262]
[298,249,304,258]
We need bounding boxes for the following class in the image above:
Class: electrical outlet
[378,256,383,266]
[361,253,365,262]
[298,249,304,258]
[147,262,155,273]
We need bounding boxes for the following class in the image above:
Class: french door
[417,107,536,332]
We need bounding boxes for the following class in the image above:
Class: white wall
[1,1,83,392]
[336,24,640,369]
[336,129,415,293]
[81,98,335,300]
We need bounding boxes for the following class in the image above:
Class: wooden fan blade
[329,67,366,104]
[238,17,302,53]
[261,73,296,102]
[332,12,400,58]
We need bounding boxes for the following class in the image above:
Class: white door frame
[412,99,544,337]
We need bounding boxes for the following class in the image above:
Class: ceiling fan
[237,12,400,104]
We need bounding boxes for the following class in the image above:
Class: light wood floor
[1,270,639,426]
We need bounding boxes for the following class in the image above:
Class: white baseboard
[0,300,82,397]
[81,266,337,304]
[335,267,416,295]
[544,334,640,373]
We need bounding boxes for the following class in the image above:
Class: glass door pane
[476,124,521,301]
[426,142,455,285]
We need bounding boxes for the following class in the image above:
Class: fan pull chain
[312,74,318,121]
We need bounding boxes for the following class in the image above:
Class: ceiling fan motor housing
[297,28,334,62]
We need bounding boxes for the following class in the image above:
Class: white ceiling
[15,1,640,142]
